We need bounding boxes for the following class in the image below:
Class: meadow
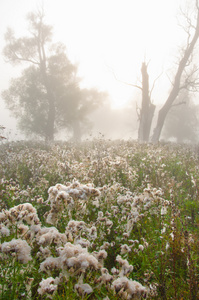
[0,139,199,299]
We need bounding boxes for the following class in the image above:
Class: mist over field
[1,0,199,144]
[1,139,199,298]
[1,1,199,298]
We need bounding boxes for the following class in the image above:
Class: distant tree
[151,0,199,142]
[2,11,106,141]
[162,91,199,143]
[137,62,155,142]
[126,1,199,142]
[0,125,6,141]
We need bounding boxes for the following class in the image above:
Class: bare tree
[110,62,156,142]
[120,1,199,143]
[138,62,155,142]
[151,0,199,142]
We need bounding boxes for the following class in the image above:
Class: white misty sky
[0,0,188,136]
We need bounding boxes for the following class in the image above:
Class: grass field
[0,139,199,299]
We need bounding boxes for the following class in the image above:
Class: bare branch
[9,53,39,65]
[151,0,199,142]
[171,101,186,108]
[179,65,199,91]
[149,70,163,98]
[106,64,143,91]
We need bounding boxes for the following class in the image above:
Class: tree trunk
[45,93,56,142]
[41,69,56,142]
[151,86,180,143]
[39,38,56,142]
[72,119,81,142]
[138,62,155,142]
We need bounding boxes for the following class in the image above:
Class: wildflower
[9,203,40,225]
[106,219,113,227]
[170,232,174,241]
[67,220,85,232]
[37,197,44,204]
[161,227,166,234]
[45,212,59,225]
[100,242,110,250]
[149,283,158,297]
[37,246,51,259]
[0,212,6,223]
[111,267,119,275]
[138,244,144,251]
[57,242,99,275]
[105,211,112,217]
[121,244,131,254]
[74,283,93,296]
[29,224,41,238]
[38,277,59,298]
[25,277,34,296]
[0,224,10,236]
[93,199,100,207]
[98,211,104,218]
[165,242,170,250]
[1,238,32,263]
[112,276,148,299]
[89,226,97,239]
[47,186,59,203]
[66,256,79,268]
[78,252,98,270]
[74,237,91,248]
[116,255,133,276]
[17,224,29,237]
[37,226,67,246]
[97,268,113,285]
[93,249,107,266]
[160,206,167,215]
[123,232,130,238]
[40,257,60,274]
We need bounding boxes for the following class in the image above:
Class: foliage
[0,140,199,299]
[0,126,6,141]
[2,12,107,141]
[162,91,199,143]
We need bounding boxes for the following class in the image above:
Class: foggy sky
[0,0,188,139]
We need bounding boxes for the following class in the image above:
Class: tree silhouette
[126,1,199,142]
[2,11,106,141]
[151,0,199,142]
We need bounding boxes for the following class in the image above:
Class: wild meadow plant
[0,140,199,299]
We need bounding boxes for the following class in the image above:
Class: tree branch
[149,70,163,99]
[10,54,39,65]
[107,64,143,91]
[171,101,186,108]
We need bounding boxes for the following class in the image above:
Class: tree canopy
[162,91,199,143]
[2,11,107,141]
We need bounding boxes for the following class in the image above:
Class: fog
[1,0,198,143]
